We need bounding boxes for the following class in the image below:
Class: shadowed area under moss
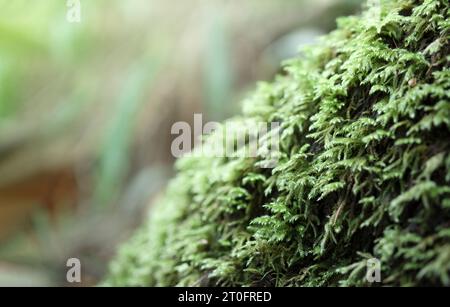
[105,0,450,286]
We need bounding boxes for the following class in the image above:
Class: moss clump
[106,0,450,287]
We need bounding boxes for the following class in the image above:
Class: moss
[106,0,450,287]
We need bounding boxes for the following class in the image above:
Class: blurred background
[0,0,362,286]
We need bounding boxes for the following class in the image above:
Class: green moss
[106,0,450,286]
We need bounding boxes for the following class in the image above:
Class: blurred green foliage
[0,0,167,205]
